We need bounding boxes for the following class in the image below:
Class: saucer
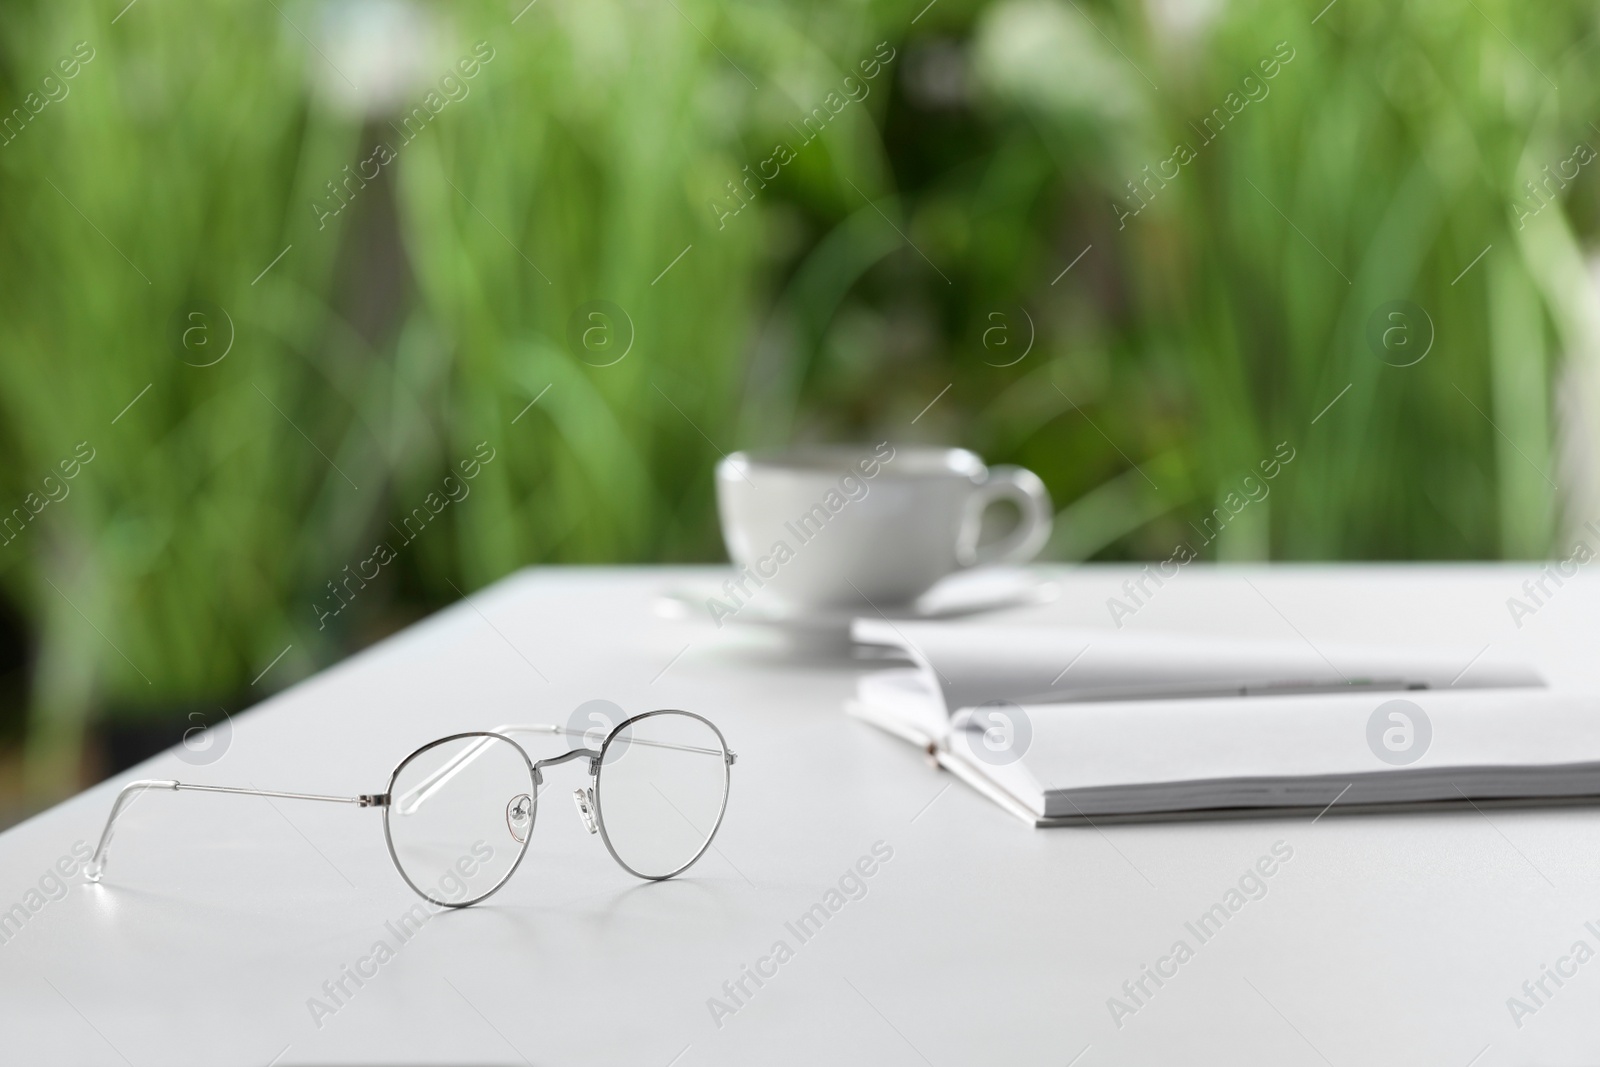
[655,567,1058,641]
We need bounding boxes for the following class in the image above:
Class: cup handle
[957,466,1054,567]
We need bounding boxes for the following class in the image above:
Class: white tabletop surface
[3,563,1599,1066]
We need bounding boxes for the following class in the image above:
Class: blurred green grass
[0,0,1596,810]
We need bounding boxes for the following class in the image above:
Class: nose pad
[571,788,598,834]
[506,793,533,844]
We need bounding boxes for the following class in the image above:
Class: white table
[2,564,1597,1066]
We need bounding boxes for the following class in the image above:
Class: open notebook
[848,621,1600,825]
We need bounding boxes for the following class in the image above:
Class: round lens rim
[592,709,732,881]
[382,731,537,908]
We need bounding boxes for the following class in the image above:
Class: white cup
[715,443,1053,612]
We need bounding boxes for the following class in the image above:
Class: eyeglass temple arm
[392,724,736,817]
[494,723,735,761]
[85,779,387,883]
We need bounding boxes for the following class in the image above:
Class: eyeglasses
[84,709,736,907]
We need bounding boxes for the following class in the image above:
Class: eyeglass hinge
[358,793,390,808]
[726,751,738,766]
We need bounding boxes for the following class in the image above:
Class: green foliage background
[0,0,1595,806]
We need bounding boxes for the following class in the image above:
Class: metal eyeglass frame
[85,709,736,908]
